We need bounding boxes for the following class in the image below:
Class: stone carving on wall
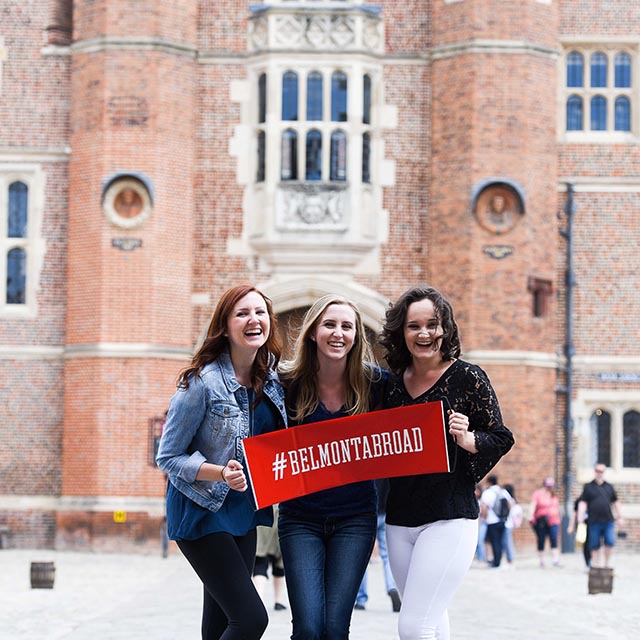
[103,177,152,229]
[276,183,348,231]
[249,10,382,53]
[474,185,523,235]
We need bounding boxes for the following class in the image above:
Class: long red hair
[178,285,282,399]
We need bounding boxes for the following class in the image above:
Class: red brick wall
[56,0,198,545]
[2,0,639,552]
[0,3,70,547]
[429,0,560,501]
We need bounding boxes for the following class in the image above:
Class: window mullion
[322,125,329,182]
[611,407,624,470]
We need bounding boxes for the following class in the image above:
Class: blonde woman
[277,295,385,639]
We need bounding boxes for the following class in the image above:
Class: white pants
[387,519,478,640]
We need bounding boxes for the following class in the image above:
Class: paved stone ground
[1,548,639,639]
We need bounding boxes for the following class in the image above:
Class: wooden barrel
[30,562,56,589]
[588,567,613,594]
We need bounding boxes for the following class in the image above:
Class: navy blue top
[279,371,386,519]
[166,391,280,540]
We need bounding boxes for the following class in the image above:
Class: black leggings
[177,530,268,640]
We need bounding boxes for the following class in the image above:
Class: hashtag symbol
[272,452,288,481]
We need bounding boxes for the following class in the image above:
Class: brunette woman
[156,285,287,640]
[380,285,514,640]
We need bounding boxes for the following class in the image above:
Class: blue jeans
[588,521,615,549]
[279,512,376,640]
[357,514,397,606]
[502,526,515,562]
[486,521,506,567]
[476,518,488,562]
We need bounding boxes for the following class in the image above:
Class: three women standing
[156,285,287,640]
[157,283,514,640]
[380,286,514,640]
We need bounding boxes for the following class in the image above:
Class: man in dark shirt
[576,463,623,568]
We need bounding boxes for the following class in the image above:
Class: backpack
[494,491,511,520]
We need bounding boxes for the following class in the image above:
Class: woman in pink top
[529,477,561,567]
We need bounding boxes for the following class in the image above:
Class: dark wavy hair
[379,285,461,375]
[177,284,282,399]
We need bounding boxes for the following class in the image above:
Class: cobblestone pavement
[1,548,639,639]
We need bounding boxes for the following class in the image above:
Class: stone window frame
[0,165,46,318]
[228,3,395,273]
[560,44,637,140]
[576,390,640,484]
[588,406,640,471]
[256,64,378,188]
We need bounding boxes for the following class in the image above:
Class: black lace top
[383,359,515,527]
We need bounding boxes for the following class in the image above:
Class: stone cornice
[0,495,165,515]
[0,344,191,360]
[70,36,197,58]
[431,39,560,60]
[0,147,71,162]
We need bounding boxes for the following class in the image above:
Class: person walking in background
[156,285,288,640]
[569,463,623,568]
[529,477,562,568]
[480,476,512,568]
[502,484,523,569]
[277,295,385,640]
[379,285,514,640]
[354,478,402,613]
[253,504,288,612]
[567,496,591,569]
[474,483,489,564]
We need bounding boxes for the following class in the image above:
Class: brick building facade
[1,0,638,552]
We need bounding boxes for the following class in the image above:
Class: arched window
[307,71,323,121]
[305,130,322,181]
[566,95,583,130]
[331,71,348,122]
[590,409,611,468]
[363,74,372,124]
[256,131,266,182]
[567,51,584,87]
[590,52,607,88]
[623,410,640,468]
[590,96,607,130]
[615,96,631,131]
[281,129,298,180]
[330,130,347,181]
[362,132,371,184]
[6,247,26,304]
[615,52,631,88]
[282,71,298,121]
[8,181,28,238]
[258,73,267,124]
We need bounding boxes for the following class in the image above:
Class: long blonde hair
[280,295,379,422]
[177,285,281,400]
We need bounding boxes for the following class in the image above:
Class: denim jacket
[156,349,287,512]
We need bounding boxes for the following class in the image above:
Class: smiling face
[403,297,444,364]
[312,303,357,364]
[225,291,270,355]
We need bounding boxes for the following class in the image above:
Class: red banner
[242,401,450,509]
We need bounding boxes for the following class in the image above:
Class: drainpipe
[560,182,575,553]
